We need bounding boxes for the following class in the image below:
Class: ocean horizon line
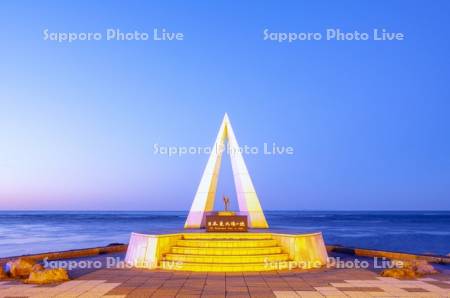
[0,209,448,212]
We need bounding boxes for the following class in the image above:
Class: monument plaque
[206,214,248,232]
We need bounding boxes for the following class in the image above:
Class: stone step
[162,261,277,272]
[171,246,282,255]
[182,233,272,240]
[165,253,289,264]
[176,239,278,248]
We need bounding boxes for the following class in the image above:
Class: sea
[0,211,449,258]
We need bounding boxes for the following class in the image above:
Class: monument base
[125,232,328,272]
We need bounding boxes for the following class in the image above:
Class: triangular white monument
[184,113,269,229]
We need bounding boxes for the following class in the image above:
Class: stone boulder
[381,267,418,279]
[400,260,438,274]
[7,258,36,278]
[25,268,69,284]
[0,265,7,279]
[381,259,438,279]
[414,260,438,275]
[31,263,44,272]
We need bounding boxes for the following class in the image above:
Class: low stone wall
[0,244,128,266]
[326,245,450,264]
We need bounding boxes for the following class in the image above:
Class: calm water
[0,211,449,258]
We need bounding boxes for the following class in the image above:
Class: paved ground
[0,253,449,297]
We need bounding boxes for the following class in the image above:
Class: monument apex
[184,113,269,229]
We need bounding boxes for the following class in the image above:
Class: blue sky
[0,1,449,210]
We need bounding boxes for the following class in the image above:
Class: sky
[0,1,449,211]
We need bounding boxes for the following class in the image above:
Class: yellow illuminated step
[162,262,279,272]
[171,246,282,255]
[164,253,289,264]
[182,233,272,240]
[176,239,278,248]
